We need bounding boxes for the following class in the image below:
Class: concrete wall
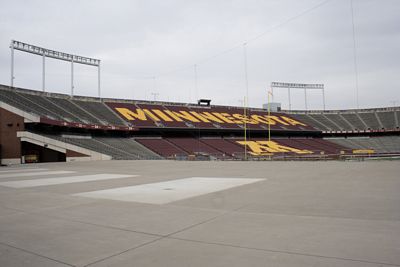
[18,131,112,162]
[0,107,24,164]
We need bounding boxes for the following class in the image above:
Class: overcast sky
[0,0,399,110]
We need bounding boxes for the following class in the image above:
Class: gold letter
[152,109,173,122]
[115,108,147,121]
[280,116,307,126]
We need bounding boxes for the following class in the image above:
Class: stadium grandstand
[1,83,399,164]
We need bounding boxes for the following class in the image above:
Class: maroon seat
[167,138,227,159]
[200,138,245,158]
[135,138,187,158]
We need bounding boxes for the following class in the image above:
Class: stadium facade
[0,84,399,164]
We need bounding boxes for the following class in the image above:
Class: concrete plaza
[0,160,399,266]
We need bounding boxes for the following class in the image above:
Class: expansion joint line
[83,204,250,267]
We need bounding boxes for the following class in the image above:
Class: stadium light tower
[271,82,325,111]
[151,92,159,101]
[10,40,101,97]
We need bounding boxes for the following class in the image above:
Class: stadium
[1,1,400,267]
[1,82,400,164]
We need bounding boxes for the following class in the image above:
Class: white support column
[194,64,198,101]
[322,87,326,110]
[304,88,308,110]
[243,43,249,103]
[288,87,292,111]
[71,59,74,96]
[10,41,14,87]
[97,63,101,97]
[42,53,46,92]
[271,86,274,102]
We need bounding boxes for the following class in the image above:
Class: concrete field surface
[0,160,399,267]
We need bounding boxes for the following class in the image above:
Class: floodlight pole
[10,41,14,87]
[151,92,159,101]
[304,88,307,110]
[98,63,101,97]
[10,40,100,96]
[194,64,198,101]
[71,59,74,96]
[271,82,325,110]
[268,90,271,142]
[42,53,46,92]
[271,87,274,102]
[243,96,247,161]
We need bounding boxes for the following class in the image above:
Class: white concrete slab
[0,174,137,188]
[0,170,74,179]
[0,168,48,173]
[74,177,265,204]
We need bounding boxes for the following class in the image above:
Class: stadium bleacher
[42,134,162,160]
[339,113,367,130]
[135,138,188,158]
[137,137,351,159]
[376,111,396,129]
[290,109,399,132]
[0,84,399,163]
[327,136,400,153]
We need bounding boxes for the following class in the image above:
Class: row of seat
[42,135,162,159]
[1,86,311,131]
[33,134,400,159]
[2,85,399,132]
[292,111,399,132]
[135,137,350,159]
[0,86,126,126]
[326,136,400,153]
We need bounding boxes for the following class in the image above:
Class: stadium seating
[42,134,162,159]
[135,138,188,158]
[308,114,341,131]
[326,136,400,153]
[376,111,396,129]
[0,88,61,120]
[50,97,100,124]
[340,113,367,130]
[166,138,228,159]
[2,85,399,132]
[72,100,127,126]
[1,84,399,162]
[358,112,382,129]
[291,113,330,131]
[290,109,399,131]
[323,113,352,130]
[199,138,245,158]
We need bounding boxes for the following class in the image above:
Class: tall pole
[151,92,159,101]
[243,43,249,105]
[194,64,198,102]
[243,96,247,161]
[71,59,74,96]
[268,90,271,142]
[152,76,156,96]
[322,87,326,110]
[193,64,199,101]
[98,63,101,97]
[42,53,46,92]
[304,88,307,110]
[10,41,14,87]
[288,87,292,110]
[242,43,249,161]
[271,86,274,102]
[351,0,359,109]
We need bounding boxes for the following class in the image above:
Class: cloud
[0,0,399,109]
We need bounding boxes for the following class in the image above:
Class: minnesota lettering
[113,107,306,127]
